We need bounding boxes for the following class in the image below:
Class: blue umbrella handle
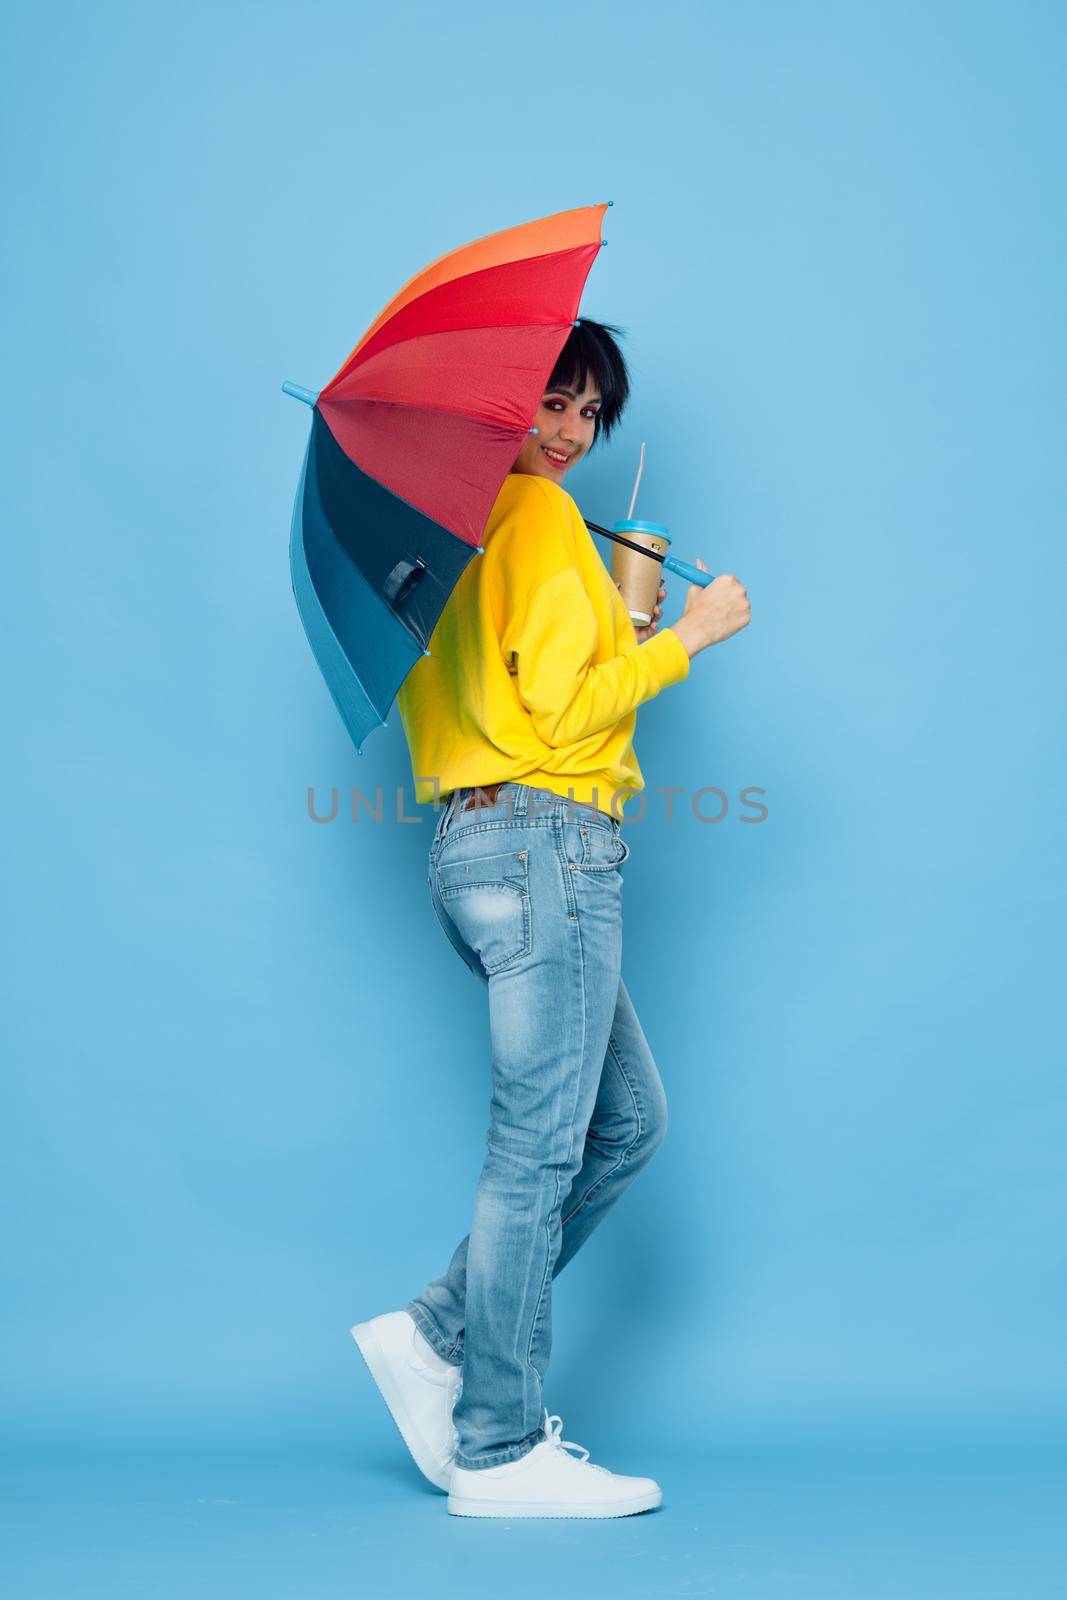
[662,553,714,587]
[582,521,716,588]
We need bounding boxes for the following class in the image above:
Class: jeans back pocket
[436,849,532,974]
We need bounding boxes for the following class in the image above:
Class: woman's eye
[544,401,600,419]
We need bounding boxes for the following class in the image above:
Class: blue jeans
[406,781,669,1470]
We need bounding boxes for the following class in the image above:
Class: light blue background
[3,1,1064,1595]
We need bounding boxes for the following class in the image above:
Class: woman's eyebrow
[545,387,602,403]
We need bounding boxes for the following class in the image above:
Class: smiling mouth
[541,447,572,465]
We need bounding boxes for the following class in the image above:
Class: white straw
[626,441,646,521]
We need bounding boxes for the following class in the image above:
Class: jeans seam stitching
[523,893,586,1419]
[407,1302,463,1364]
[560,1032,646,1227]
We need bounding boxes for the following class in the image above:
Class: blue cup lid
[612,519,670,539]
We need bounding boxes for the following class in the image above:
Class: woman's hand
[670,560,751,658]
[633,583,667,644]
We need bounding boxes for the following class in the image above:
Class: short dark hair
[545,318,630,451]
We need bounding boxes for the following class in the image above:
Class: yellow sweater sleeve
[507,565,691,748]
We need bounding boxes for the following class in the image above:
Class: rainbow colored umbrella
[284,202,614,756]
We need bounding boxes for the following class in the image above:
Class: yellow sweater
[397,472,691,818]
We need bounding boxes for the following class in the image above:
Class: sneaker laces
[541,1409,609,1472]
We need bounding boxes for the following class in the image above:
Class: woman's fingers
[636,584,667,638]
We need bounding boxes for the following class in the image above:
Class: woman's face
[511,376,602,483]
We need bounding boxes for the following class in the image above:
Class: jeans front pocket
[436,849,532,975]
[574,823,631,872]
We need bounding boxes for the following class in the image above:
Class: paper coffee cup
[611,520,671,626]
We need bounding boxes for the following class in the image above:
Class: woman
[352,319,751,1518]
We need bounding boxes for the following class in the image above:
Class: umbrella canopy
[286,202,611,755]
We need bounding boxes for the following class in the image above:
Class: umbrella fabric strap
[384,556,427,606]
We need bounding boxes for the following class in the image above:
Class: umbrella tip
[424,648,432,657]
[282,382,319,407]
[529,426,539,435]
[606,199,614,206]
[476,546,485,555]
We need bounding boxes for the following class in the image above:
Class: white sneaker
[350,1311,462,1492]
[447,1409,663,1519]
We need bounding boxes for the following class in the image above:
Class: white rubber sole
[447,1488,663,1519]
[350,1320,452,1493]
